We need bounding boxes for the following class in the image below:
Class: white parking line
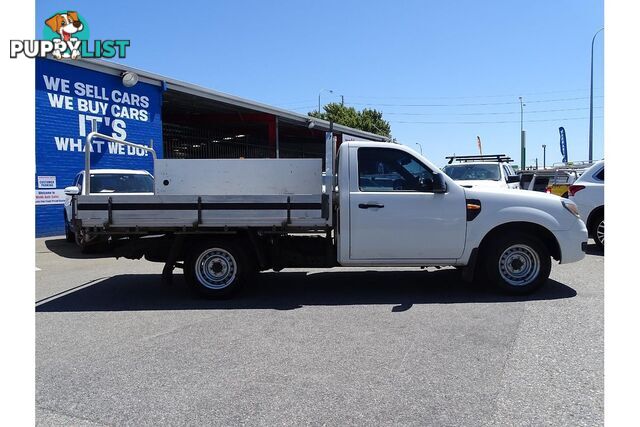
[35,277,109,307]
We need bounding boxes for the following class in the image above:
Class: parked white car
[442,156,520,190]
[569,160,604,249]
[63,169,154,246]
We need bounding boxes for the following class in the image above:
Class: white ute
[63,169,154,247]
[70,130,588,297]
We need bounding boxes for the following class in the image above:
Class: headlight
[562,200,580,217]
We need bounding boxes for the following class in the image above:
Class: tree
[309,103,391,138]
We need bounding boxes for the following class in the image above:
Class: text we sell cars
[44,76,150,121]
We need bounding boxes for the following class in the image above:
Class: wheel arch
[586,206,604,237]
[178,231,263,267]
[477,221,561,262]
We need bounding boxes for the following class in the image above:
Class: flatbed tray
[74,193,329,229]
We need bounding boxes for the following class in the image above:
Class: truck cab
[337,142,466,264]
[335,142,586,273]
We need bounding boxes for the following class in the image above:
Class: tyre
[483,232,551,295]
[591,213,604,250]
[184,239,253,298]
[63,212,75,243]
[75,229,93,252]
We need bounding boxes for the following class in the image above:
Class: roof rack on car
[445,154,513,164]
[550,160,595,169]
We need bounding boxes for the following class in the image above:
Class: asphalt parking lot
[35,236,603,426]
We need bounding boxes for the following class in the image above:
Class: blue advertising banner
[35,58,163,236]
[559,127,568,163]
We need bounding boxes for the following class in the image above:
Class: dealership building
[35,57,386,237]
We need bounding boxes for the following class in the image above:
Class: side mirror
[432,173,447,194]
[64,186,80,196]
[507,175,520,184]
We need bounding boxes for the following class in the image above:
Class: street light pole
[519,97,526,170]
[542,144,547,169]
[589,28,604,163]
[318,89,333,114]
[415,142,423,154]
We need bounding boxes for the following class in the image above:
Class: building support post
[275,117,280,158]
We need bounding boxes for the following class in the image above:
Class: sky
[36,0,604,167]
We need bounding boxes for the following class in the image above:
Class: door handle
[359,203,384,209]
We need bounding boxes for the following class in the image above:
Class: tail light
[545,187,552,194]
[568,185,585,197]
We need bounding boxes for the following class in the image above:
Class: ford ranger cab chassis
[68,129,588,297]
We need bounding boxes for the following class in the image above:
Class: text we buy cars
[45,76,150,122]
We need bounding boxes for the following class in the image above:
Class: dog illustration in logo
[45,11,84,59]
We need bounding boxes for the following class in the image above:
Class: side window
[502,165,510,181]
[595,167,604,181]
[358,147,434,192]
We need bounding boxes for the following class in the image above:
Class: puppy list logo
[10,11,130,59]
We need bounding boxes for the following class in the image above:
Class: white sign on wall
[35,189,66,205]
[37,175,57,189]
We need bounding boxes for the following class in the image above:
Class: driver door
[349,147,466,260]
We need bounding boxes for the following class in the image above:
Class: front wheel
[484,233,551,295]
[64,213,75,243]
[184,240,253,298]
[591,214,604,250]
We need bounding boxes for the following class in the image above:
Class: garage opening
[162,90,328,160]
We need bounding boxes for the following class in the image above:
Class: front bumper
[554,219,589,264]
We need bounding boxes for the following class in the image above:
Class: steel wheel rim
[195,248,237,290]
[76,229,96,246]
[596,220,604,246]
[498,244,541,286]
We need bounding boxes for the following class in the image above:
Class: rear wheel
[184,240,253,298]
[484,232,551,295]
[75,229,95,252]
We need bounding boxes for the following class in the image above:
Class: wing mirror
[432,173,447,194]
[507,175,520,184]
[64,186,80,196]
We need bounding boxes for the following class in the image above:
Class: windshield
[442,164,501,181]
[90,173,154,193]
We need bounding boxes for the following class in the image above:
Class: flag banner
[559,127,568,163]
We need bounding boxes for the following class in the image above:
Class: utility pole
[542,144,547,169]
[519,97,526,170]
[341,95,344,106]
[318,89,333,114]
[589,28,604,163]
